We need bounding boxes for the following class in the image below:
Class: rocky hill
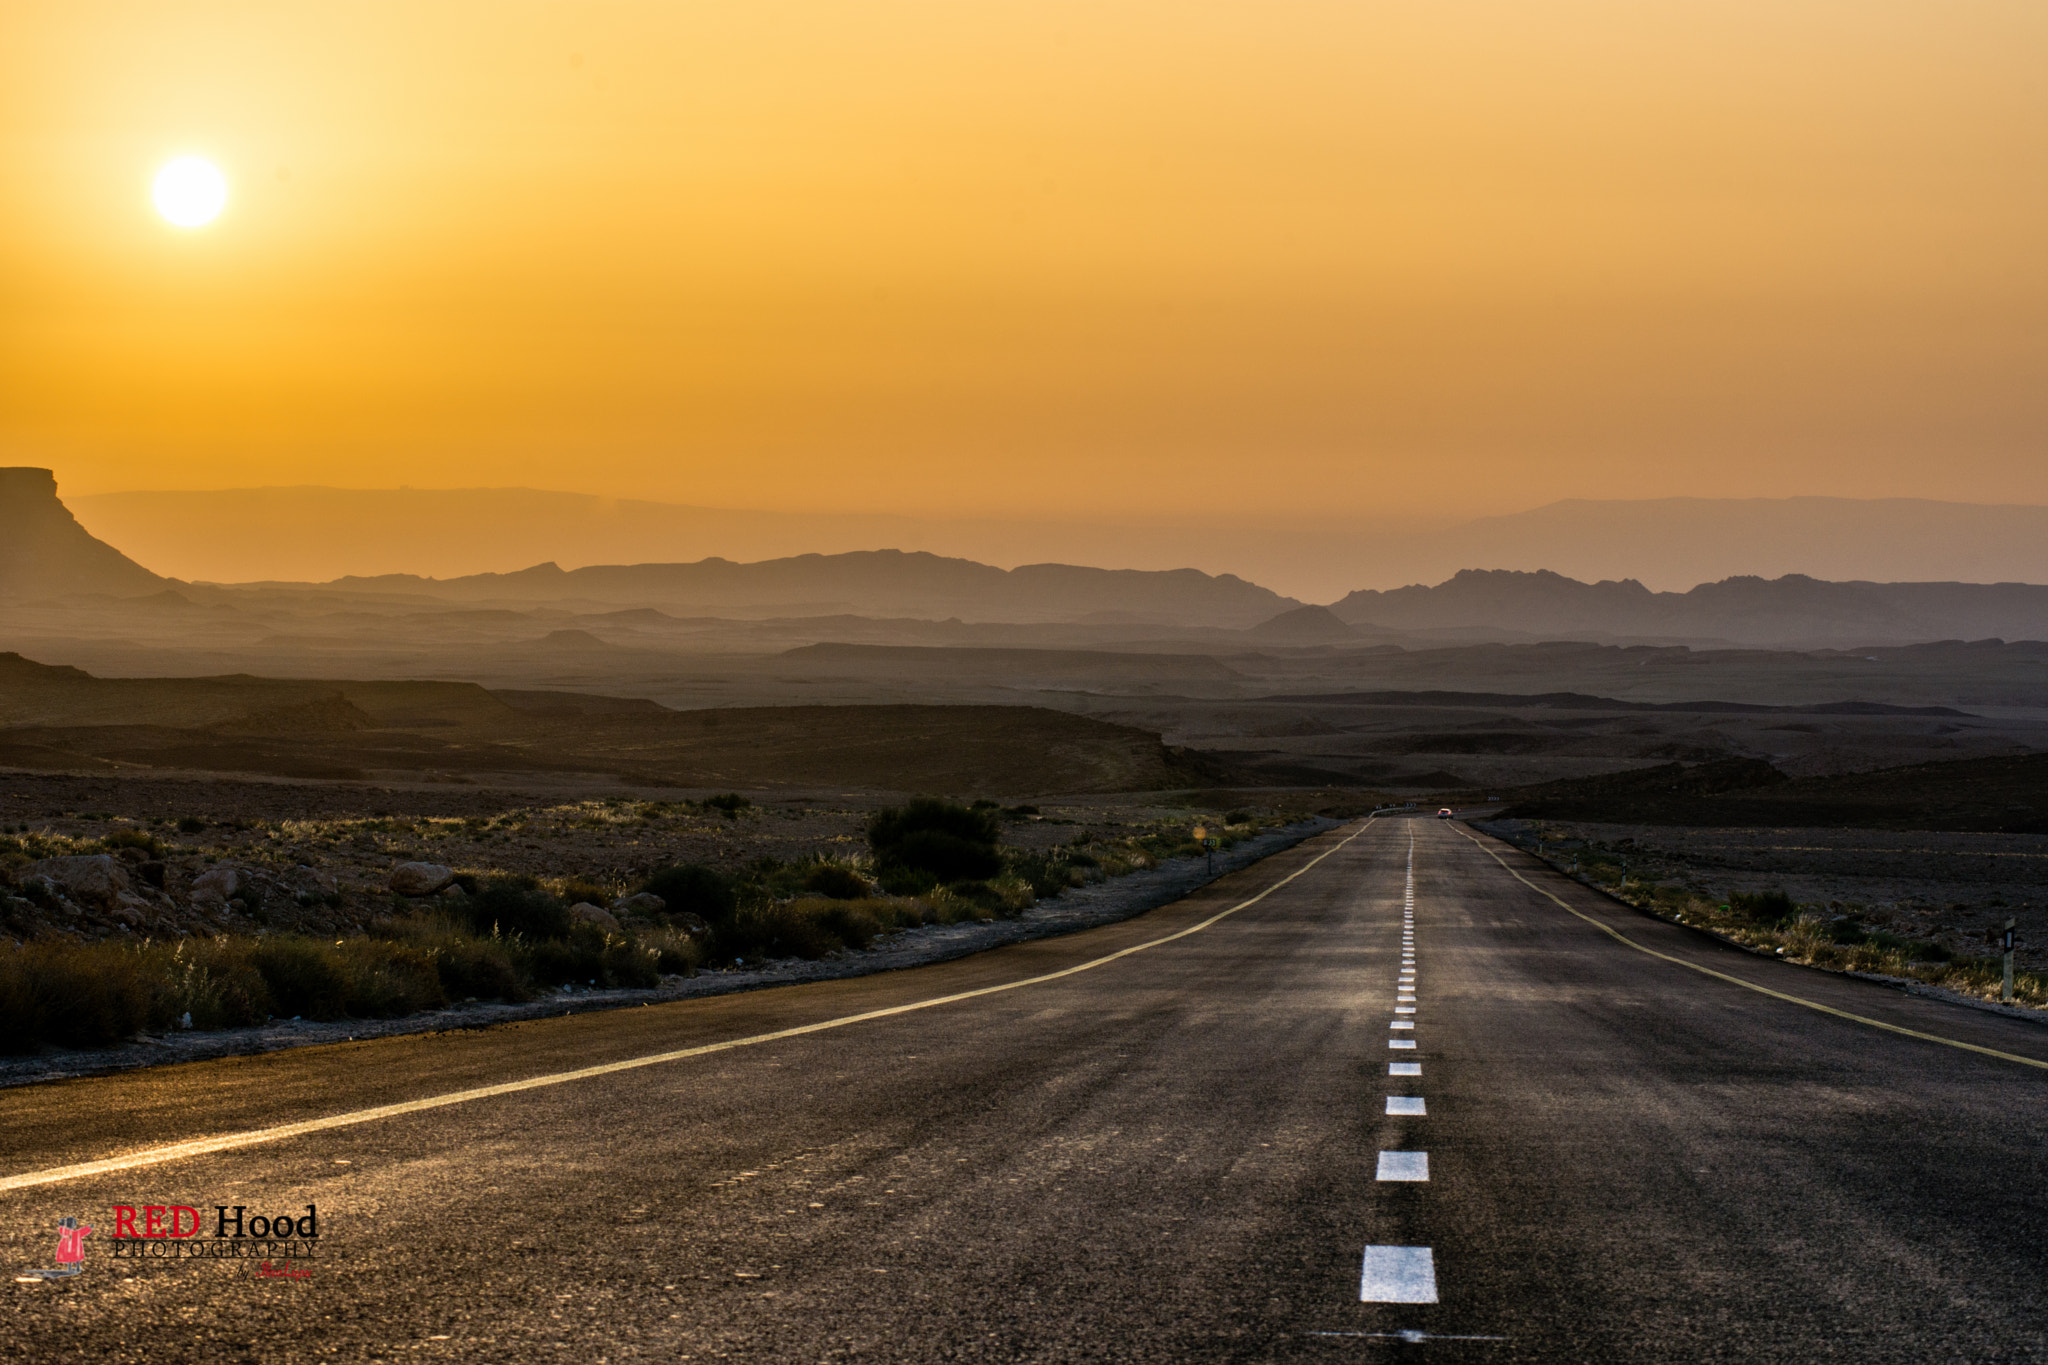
[0,468,166,600]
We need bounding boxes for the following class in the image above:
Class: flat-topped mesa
[0,466,168,600]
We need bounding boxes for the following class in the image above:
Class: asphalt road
[5,816,2046,1362]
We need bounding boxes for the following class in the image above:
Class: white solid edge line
[0,822,1380,1194]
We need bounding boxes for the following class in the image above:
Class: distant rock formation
[0,467,167,599]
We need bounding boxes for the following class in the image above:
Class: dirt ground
[1484,817,2048,972]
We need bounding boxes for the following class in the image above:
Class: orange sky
[5,1,2047,523]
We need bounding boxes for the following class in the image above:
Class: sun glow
[152,156,227,227]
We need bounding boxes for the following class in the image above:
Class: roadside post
[1193,826,1215,875]
[2003,918,2017,1003]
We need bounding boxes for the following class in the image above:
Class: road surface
[4,817,2046,1361]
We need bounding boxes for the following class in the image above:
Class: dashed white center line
[1386,1097,1426,1115]
[1388,1039,1416,1049]
[1388,1061,1421,1076]
[1360,1246,1438,1303]
[1389,1020,1414,1030]
[1376,1151,1429,1182]
[1394,1006,1416,1015]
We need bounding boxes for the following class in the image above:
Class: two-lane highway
[4,818,2045,1362]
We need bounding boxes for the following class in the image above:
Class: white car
[1436,807,1454,820]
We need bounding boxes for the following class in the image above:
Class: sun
[153,156,228,227]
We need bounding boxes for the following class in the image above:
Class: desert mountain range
[12,466,2048,648]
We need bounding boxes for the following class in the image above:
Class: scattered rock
[612,892,666,916]
[23,855,131,910]
[439,885,464,900]
[389,862,455,897]
[190,865,244,907]
[569,902,622,932]
[110,893,153,927]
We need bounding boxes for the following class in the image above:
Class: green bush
[638,863,737,926]
[462,876,571,941]
[1730,890,1798,925]
[802,863,870,900]
[868,797,1003,882]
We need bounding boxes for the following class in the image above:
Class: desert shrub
[176,816,207,834]
[524,935,606,988]
[704,792,751,817]
[251,938,351,1019]
[637,927,704,976]
[1225,810,1253,826]
[462,876,571,941]
[638,863,737,926]
[332,940,446,1017]
[1730,890,1799,925]
[868,797,1003,883]
[1007,852,1070,900]
[556,877,614,909]
[100,828,164,858]
[0,940,155,1053]
[430,937,528,1002]
[802,863,870,900]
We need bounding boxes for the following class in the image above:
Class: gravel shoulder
[0,817,1336,1090]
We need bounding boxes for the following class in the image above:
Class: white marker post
[2003,917,2017,1003]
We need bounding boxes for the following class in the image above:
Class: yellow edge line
[1,821,1374,1195]
[1449,823,2048,1073]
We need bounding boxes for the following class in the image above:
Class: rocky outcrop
[389,862,455,897]
[568,902,622,932]
[611,892,666,917]
[23,854,131,909]
[189,865,246,907]
[0,467,167,600]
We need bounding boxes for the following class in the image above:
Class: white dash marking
[1395,1006,1416,1014]
[1377,1150,1429,1181]
[1388,1039,1416,1049]
[1389,1061,1421,1075]
[1390,1020,1415,1030]
[1386,1097,1426,1115]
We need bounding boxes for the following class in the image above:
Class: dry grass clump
[1539,853,2048,1011]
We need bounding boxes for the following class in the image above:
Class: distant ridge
[0,468,167,600]
[1329,568,2048,647]
[285,549,1300,628]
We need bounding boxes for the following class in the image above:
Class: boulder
[23,855,130,909]
[611,892,666,917]
[389,862,455,897]
[110,892,154,928]
[189,865,244,907]
[568,902,622,932]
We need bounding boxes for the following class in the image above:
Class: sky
[5,1,2048,536]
